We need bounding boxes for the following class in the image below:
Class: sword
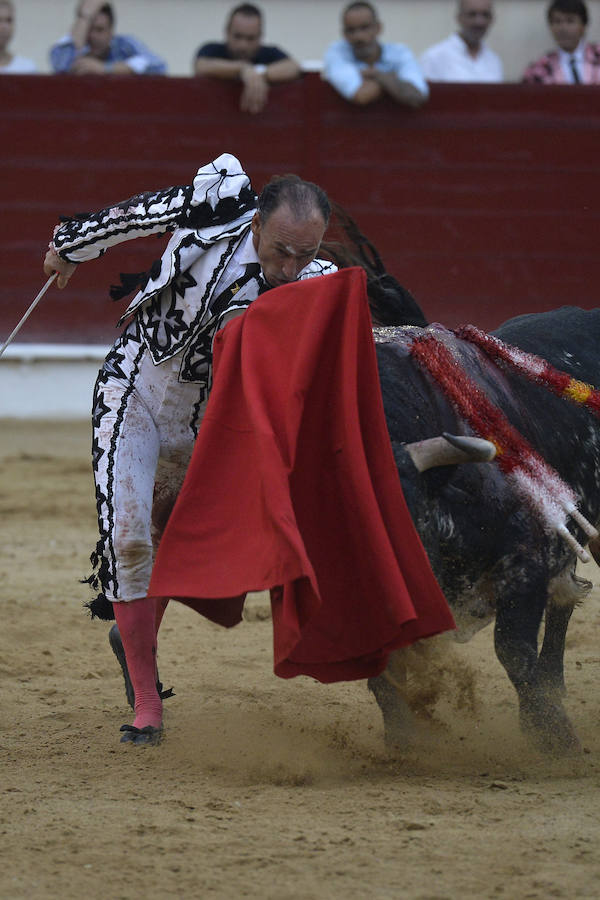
[0,273,57,359]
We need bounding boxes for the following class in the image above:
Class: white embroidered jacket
[52,153,336,382]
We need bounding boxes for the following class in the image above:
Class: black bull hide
[370,305,600,754]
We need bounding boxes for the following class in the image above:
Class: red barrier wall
[3,73,600,343]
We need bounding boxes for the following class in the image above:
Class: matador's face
[251,205,326,288]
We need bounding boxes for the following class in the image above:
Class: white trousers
[89,320,206,607]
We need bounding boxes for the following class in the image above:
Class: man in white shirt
[0,0,37,73]
[420,0,503,83]
[323,1,428,107]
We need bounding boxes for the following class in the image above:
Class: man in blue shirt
[50,0,166,75]
[324,1,428,107]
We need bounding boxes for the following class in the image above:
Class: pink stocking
[113,597,163,730]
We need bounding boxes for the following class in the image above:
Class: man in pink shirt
[523,0,600,84]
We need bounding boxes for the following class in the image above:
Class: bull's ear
[404,434,496,473]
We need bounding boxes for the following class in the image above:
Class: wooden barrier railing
[3,73,600,342]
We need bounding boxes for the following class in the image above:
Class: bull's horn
[588,534,600,566]
[404,433,496,473]
[442,433,497,461]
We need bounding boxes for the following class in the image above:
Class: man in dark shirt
[194,3,300,113]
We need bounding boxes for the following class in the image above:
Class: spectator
[420,0,503,83]
[523,0,600,84]
[194,3,301,114]
[50,0,166,75]
[323,1,428,107]
[0,0,37,73]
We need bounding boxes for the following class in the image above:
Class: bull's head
[404,433,597,563]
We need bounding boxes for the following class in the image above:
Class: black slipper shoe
[109,624,135,709]
[119,723,163,746]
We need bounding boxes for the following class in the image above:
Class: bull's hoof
[535,673,567,700]
[368,675,415,750]
[119,724,163,746]
[519,694,582,755]
[524,724,582,756]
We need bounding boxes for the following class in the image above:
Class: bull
[107,209,599,756]
[367,304,600,755]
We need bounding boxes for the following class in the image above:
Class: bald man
[420,0,504,83]
[43,154,336,745]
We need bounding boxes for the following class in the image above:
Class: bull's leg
[536,602,575,698]
[368,650,415,749]
[494,585,580,754]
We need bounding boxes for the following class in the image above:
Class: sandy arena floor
[2,419,600,899]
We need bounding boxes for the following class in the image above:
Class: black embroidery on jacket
[55,184,194,259]
[83,322,146,620]
[109,259,163,302]
[187,185,257,230]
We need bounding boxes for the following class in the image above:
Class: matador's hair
[258,174,331,226]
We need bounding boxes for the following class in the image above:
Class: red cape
[149,267,454,682]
